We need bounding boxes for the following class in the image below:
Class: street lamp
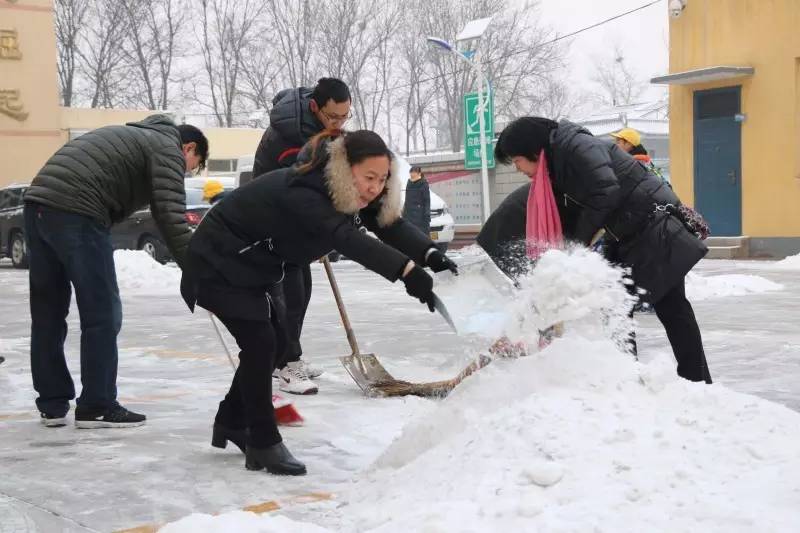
[427,15,494,223]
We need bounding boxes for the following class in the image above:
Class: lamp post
[427,15,494,223]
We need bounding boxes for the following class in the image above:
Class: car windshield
[184,188,207,206]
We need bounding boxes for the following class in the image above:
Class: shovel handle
[321,256,361,355]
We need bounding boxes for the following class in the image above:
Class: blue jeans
[24,203,122,415]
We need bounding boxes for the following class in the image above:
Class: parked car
[109,201,209,264]
[0,184,29,268]
[1,182,211,268]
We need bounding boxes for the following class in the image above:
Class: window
[207,159,237,173]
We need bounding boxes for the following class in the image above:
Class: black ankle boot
[245,442,306,475]
[211,424,247,453]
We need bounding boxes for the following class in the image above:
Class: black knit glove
[401,265,435,312]
[426,249,459,275]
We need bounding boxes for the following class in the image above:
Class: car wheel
[10,231,28,269]
[139,235,168,264]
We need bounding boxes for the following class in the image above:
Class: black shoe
[40,411,68,428]
[245,442,306,476]
[75,404,146,429]
[211,424,247,453]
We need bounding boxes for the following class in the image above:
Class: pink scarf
[526,150,563,259]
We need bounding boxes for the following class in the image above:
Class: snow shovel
[321,256,396,394]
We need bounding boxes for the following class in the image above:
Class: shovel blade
[340,353,395,393]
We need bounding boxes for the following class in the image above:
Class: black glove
[401,265,435,312]
[426,249,459,275]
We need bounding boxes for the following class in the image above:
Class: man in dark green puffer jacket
[23,114,208,429]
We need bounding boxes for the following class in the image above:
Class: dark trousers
[270,262,312,366]
[213,314,282,447]
[627,277,712,384]
[24,203,123,415]
[653,279,712,383]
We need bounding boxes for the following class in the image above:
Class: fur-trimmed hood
[293,135,402,228]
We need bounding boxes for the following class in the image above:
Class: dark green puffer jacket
[24,114,191,268]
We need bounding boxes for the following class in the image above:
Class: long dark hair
[296,129,392,174]
[494,117,558,165]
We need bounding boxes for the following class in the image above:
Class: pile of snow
[113,250,181,295]
[344,339,800,532]
[685,272,783,301]
[772,253,800,270]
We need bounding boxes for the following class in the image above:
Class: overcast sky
[536,0,669,108]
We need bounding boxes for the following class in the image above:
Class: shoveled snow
[157,247,800,532]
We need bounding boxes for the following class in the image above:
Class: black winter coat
[182,136,436,319]
[402,178,431,234]
[478,120,707,302]
[249,88,324,184]
[24,114,191,267]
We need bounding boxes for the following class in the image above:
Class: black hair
[311,77,351,107]
[629,144,648,156]
[296,129,392,174]
[494,117,558,165]
[410,165,423,174]
[177,124,209,170]
[344,129,392,165]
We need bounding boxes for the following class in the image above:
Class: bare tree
[119,0,185,110]
[395,1,438,154]
[266,0,320,89]
[199,0,266,126]
[75,0,130,108]
[54,0,88,106]
[591,44,646,107]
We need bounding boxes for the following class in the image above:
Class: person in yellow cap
[610,128,641,153]
[202,179,226,205]
[611,128,668,184]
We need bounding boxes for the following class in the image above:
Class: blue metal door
[693,87,742,236]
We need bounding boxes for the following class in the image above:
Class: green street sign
[463,90,495,170]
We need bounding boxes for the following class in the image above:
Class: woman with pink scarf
[477,117,711,384]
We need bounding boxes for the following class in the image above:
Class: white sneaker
[276,362,319,395]
[297,358,323,379]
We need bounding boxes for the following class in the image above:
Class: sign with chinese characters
[463,90,494,170]
[0,29,22,60]
[0,89,29,121]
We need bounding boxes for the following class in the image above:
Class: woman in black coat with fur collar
[478,117,711,384]
[181,130,457,475]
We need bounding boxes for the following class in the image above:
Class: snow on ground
[685,271,783,301]
[161,511,334,533]
[155,249,800,532]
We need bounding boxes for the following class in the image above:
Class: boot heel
[211,427,227,449]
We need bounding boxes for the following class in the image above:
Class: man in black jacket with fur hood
[24,114,208,429]
[248,78,353,394]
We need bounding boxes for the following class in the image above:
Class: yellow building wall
[203,128,262,161]
[59,108,263,162]
[0,0,63,187]
[668,0,800,237]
